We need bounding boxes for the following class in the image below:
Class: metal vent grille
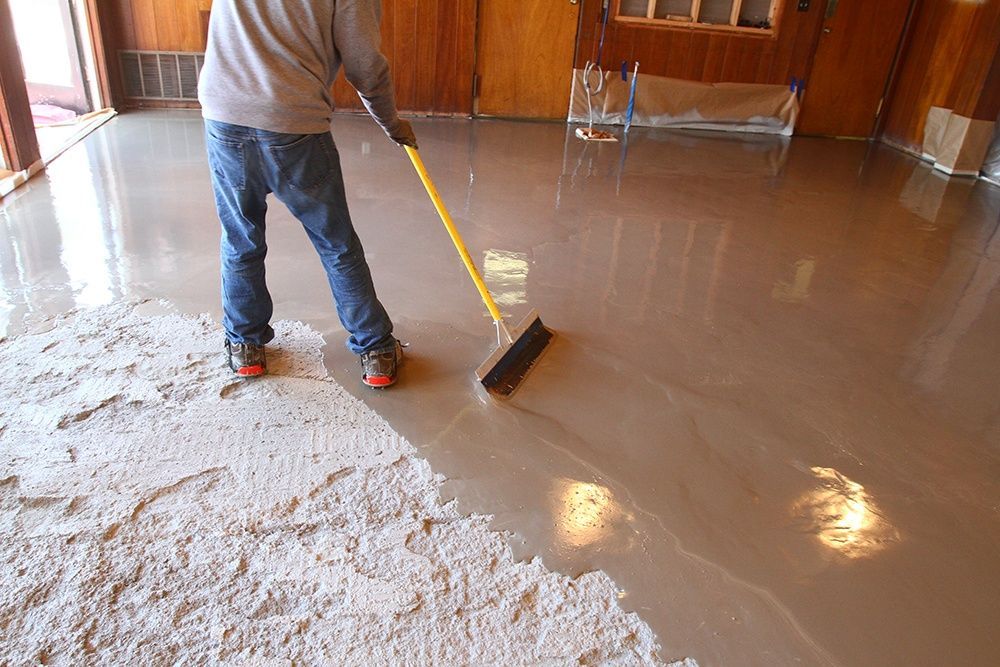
[120,51,205,100]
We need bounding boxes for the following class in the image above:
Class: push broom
[404,146,554,398]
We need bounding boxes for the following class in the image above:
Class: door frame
[0,0,39,172]
[81,0,115,111]
[873,0,919,140]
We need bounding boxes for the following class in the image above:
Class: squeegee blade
[476,310,554,398]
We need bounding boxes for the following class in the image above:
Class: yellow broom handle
[404,145,504,323]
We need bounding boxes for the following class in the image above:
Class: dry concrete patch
[0,302,693,665]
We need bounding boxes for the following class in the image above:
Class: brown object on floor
[575,127,618,142]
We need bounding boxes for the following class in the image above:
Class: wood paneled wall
[881,0,1000,153]
[105,0,210,52]
[97,0,476,115]
[575,0,825,85]
[96,0,210,107]
[97,0,1000,149]
[975,42,1000,123]
[334,0,476,115]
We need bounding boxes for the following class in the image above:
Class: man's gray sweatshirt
[198,0,402,136]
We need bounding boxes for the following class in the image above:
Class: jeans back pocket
[206,135,247,191]
[267,133,336,194]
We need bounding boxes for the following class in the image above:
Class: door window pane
[620,0,650,17]
[698,0,735,25]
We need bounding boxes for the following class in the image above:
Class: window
[616,0,779,34]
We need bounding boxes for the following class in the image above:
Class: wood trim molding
[612,0,779,37]
[0,0,40,172]
[614,14,776,37]
[84,0,114,108]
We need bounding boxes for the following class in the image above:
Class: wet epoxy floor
[2,111,999,665]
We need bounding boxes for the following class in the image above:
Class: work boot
[361,340,403,388]
[225,339,267,377]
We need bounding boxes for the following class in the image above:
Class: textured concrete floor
[2,110,999,665]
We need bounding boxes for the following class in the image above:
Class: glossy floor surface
[2,111,999,665]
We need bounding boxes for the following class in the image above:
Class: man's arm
[334,0,416,147]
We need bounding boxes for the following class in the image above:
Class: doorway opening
[8,0,113,163]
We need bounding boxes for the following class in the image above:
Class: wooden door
[475,0,581,119]
[797,0,913,137]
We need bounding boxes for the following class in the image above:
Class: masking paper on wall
[922,106,996,177]
[569,70,799,136]
[921,106,950,161]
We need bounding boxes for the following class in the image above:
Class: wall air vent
[119,51,205,101]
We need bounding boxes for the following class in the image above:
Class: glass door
[9,0,104,161]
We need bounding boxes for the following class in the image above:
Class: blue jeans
[205,120,394,355]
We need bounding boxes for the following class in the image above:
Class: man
[198,0,415,387]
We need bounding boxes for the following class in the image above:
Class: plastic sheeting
[984,115,1000,184]
[31,103,77,127]
[568,69,799,136]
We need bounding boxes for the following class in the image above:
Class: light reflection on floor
[553,478,633,551]
[793,466,900,559]
[1,111,999,666]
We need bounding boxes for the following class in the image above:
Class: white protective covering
[569,69,799,136]
[922,106,997,177]
[979,113,1000,183]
